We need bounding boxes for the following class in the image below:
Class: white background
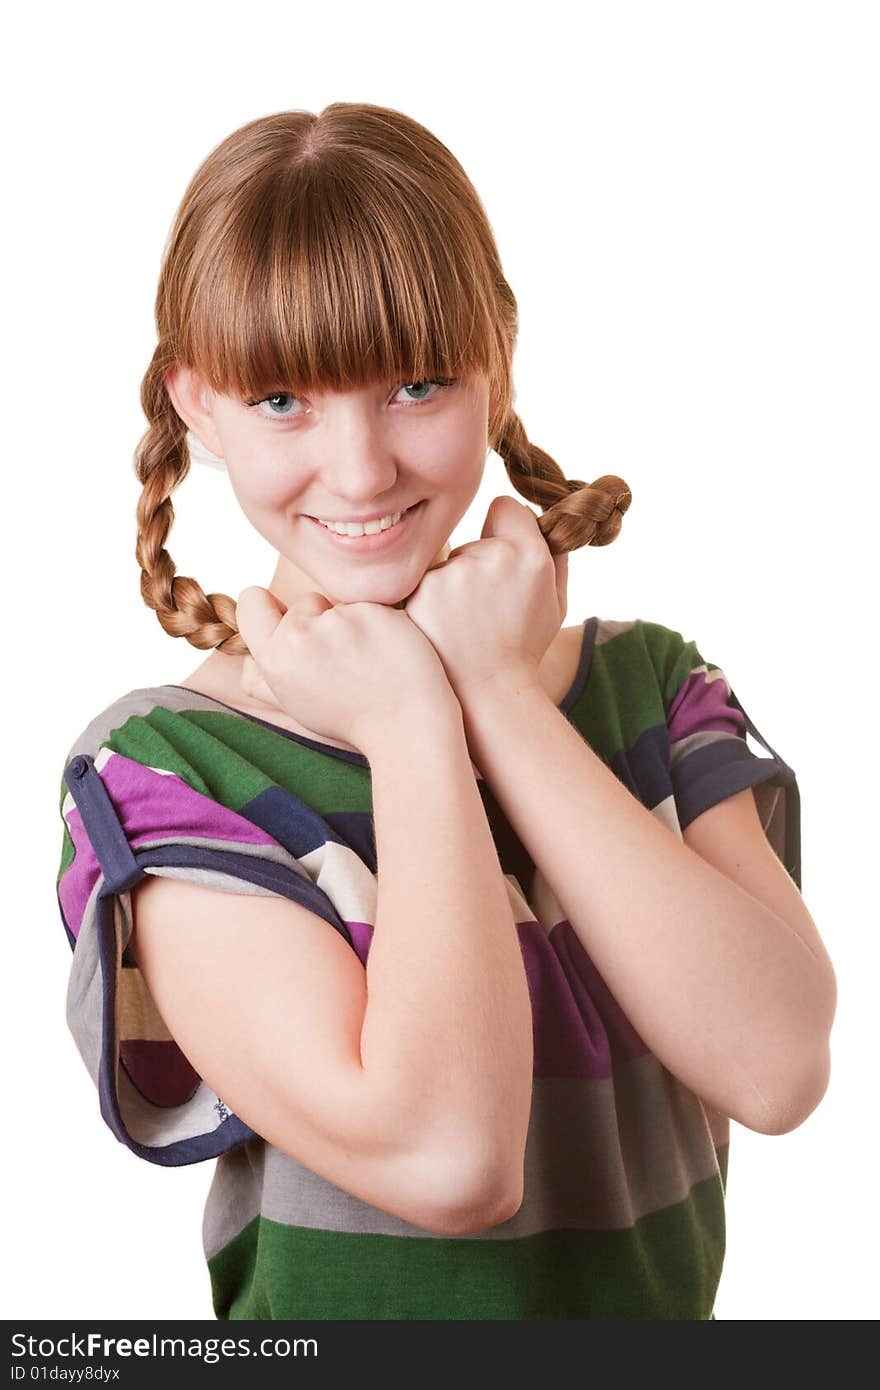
[5,0,876,1322]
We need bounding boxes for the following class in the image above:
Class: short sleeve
[56,744,352,1167]
[661,629,801,890]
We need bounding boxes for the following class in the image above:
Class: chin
[321,578,414,609]
[316,542,450,611]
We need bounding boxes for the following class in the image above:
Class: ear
[164,363,225,460]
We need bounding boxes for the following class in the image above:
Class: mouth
[303,500,425,551]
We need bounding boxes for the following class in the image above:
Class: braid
[134,355,248,656]
[494,410,631,553]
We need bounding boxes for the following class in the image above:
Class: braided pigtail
[494,409,632,553]
[134,351,247,656]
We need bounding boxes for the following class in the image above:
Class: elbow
[421,1147,525,1237]
[741,970,837,1137]
[442,1179,524,1238]
[744,1044,832,1137]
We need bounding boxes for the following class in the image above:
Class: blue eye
[247,392,300,418]
[395,378,456,404]
[243,378,457,422]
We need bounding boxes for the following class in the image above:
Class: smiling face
[166,365,493,610]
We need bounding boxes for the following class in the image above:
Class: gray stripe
[593,616,636,648]
[133,862,308,896]
[202,1142,265,1258]
[65,876,106,1088]
[202,1058,726,1257]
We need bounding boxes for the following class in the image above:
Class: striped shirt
[55,615,800,1320]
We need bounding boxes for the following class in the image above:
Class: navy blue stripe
[64,755,141,894]
[727,686,802,892]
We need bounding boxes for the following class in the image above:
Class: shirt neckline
[161,615,598,768]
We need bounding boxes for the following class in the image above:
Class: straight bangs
[169,157,502,404]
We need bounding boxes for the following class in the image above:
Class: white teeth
[317,509,404,537]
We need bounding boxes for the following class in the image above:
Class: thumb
[235,586,288,659]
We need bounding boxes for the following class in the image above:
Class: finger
[296,589,334,621]
[479,494,535,541]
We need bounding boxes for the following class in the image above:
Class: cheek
[226,454,304,518]
[417,420,486,491]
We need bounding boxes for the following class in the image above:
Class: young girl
[56,103,836,1321]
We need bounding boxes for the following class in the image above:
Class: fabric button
[69,756,88,779]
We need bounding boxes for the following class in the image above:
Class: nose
[317,401,400,503]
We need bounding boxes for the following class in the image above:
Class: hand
[403,496,569,708]
[235,587,456,752]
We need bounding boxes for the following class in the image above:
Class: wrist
[459,671,550,765]
[356,688,463,757]
[458,663,543,714]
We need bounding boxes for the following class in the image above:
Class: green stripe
[569,621,669,762]
[105,708,371,815]
[180,710,375,813]
[636,619,723,706]
[56,823,75,888]
[101,713,220,798]
[208,1162,726,1320]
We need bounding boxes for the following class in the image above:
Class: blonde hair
[134,104,632,656]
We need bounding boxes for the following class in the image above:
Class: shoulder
[58,685,244,821]
[61,684,192,771]
[589,614,685,665]
[593,616,698,692]
[577,616,706,725]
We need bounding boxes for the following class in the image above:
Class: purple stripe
[666,668,746,745]
[120,1038,201,1107]
[59,755,283,936]
[102,754,280,850]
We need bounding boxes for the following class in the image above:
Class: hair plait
[134,348,249,655]
[493,409,631,554]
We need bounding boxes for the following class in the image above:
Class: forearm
[461,675,830,1133]
[359,697,533,1203]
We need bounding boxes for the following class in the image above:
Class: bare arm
[128,696,533,1236]
[359,698,535,1223]
[460,676,835,1136]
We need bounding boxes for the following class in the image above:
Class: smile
[303,500,424,551]
[316,508,406,536]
